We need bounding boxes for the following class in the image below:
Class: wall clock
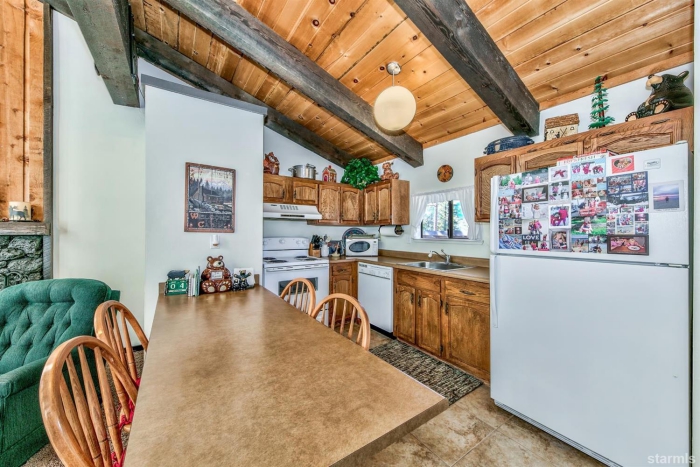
[437,165,453,182]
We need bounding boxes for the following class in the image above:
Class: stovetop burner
[263,259,287,263]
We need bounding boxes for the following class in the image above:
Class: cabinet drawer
[331,263,353,276]
[444,279,489,305]
[397,271,441,293]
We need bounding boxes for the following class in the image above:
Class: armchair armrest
[0,357,48,398]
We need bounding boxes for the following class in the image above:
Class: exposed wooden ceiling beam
[134,30,353,168]
[64,0,139,106]
[162,0,423,167]
[395,0,540,136]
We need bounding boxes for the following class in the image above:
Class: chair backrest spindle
[279,278,316,315]
[310,294,371,350]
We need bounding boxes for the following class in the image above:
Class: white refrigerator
[489,143,691,467]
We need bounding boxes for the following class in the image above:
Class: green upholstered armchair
[0,278,119,467]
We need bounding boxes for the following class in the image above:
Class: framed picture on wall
[185,162,236,233]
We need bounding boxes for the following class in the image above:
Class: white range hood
[263,203,322,220]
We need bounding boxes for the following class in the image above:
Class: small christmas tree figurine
[589,76,615,129]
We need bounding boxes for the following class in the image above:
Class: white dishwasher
[357,263,394,334]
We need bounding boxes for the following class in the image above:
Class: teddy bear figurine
[200,255,233,294]
[626,71,693,121]
[380,161,399,181]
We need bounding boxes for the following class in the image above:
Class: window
[421,200,469,239]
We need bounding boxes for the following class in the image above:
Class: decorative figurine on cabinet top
[322,165,338,182]
[200,255,232,294]
[380,161,399,180]
[263,152,280,175]
[626,71,693,121]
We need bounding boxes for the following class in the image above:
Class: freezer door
[490,143,690,266]
[491,254,690,466]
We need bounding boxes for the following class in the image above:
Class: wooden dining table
[125,286,448,466]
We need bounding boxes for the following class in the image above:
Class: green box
[166,278,188,295]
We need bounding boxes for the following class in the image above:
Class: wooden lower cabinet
[330,262,356,297]
[394,285,416,344]
[394,270,490,381]
[416,289,441,356]
[442,296,490,381]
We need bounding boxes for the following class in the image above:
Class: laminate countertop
[328,255,490,284]
[126,287,448,466]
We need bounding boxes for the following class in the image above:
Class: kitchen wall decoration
[437,164,453,182]
[626,71,693,121]
[544,114,579,140]
[185,163,235,233]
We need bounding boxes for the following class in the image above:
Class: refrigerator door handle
[490,176,499,254]
[490,255,498,328]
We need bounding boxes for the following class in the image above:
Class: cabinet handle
[599,131,614,137]
[650,118,670,125]
[410,293,414,305]
[417,292,422,307]
[282,189,286,199]
[445,303,449,315]
[563,140,575,145]
[293,189,297,199]
[460,290,476,296]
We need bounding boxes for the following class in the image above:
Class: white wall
[380,63,694,259]
[53,12,146,325]
[262,129,379,241]
[144,85,264,334]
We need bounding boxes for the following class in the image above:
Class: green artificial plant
[589,76,615,129]
[341,158,381,189]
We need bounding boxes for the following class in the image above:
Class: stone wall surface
[0,235,43,288]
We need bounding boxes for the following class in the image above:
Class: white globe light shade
[373,85,416,131]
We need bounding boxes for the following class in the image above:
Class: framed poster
[185,163,236,233]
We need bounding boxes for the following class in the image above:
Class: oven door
[263,265,329,304]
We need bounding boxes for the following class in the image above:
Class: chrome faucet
[429,249,451,264]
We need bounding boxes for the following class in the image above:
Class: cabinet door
[376,182,392,225]
[292,180,319,205]
[394,285,416,344]
[340,186,362,224]
[588,117,681,154]
[364,186,378,225]
[317,184,341,224]
[474,154,516,222]
[517,142,584,172]
[443,297,490,380]
[263,174,290,203]
[332,274,353,296]
[416,289,441,356]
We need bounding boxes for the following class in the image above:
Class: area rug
[24,350,145,467]
[370,340,481,405]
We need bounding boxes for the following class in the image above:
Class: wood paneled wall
[0,0,44,221]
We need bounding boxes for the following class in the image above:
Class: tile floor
[367,331,604,467]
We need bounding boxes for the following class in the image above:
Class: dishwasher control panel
[358,262,393,279]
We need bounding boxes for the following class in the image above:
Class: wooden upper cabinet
[474,153,516,222]
[416,289,441,356]
[516,141,585,172]
[364,186,378,225]
[263,174,291,203]
[340,186,362,224]
[443,296,490,381]
[317,184,341,224]
[394,284,416,344]
[291,179,318,205]
[365,180,410,225]
[588,115,682,154]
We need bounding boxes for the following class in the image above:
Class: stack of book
[187,267,201,297]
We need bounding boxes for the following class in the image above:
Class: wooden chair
[94,300,148,431]
[95,300,148,385]
[39,336,138,467]
[279,278,316,315]
[311,294,371,350]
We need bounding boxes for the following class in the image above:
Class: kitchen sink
[402,261,472,271]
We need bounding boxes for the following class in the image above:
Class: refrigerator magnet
[607,235,649,255]
[650,180,685,212]
[610,155,635,174]
[549,166,570,182]
[522,168,549,186]
[550,230,570,251]
[549,204,571,228]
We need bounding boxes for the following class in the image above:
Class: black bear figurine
[626,71,693,121]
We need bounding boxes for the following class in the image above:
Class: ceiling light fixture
[373,62,416,132]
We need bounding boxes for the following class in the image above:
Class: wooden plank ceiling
[131,0,693,161]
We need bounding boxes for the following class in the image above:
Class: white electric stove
[262,237,329,302]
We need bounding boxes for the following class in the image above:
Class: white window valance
[409,186,481,241]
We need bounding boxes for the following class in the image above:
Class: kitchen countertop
[126,287,447,466]
[328,255,490,284]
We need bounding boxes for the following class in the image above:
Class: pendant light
[373,62,416,132]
